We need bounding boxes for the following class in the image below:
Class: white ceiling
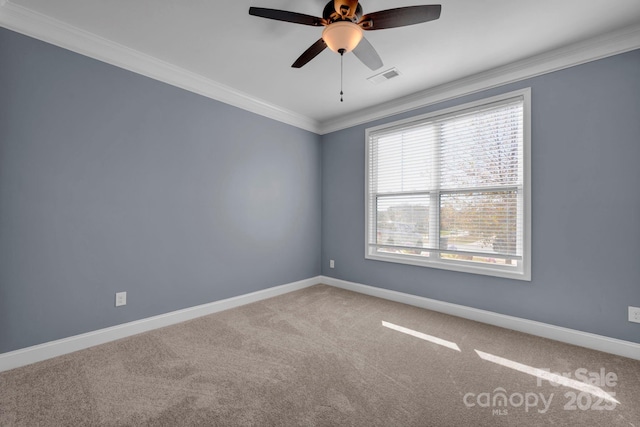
[2,0,640,132]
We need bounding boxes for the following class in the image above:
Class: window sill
[365,252,531,281]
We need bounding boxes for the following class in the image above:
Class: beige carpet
[1,284,639,426]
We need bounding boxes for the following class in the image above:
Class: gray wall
[322,49,640,343]
[0,28,322,354]
[2,25,638,355]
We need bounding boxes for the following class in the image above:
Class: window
[365,89,531,280]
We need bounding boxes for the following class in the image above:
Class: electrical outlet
[115,292,127,307]
[629,306,640,324]
[330,259,335,269]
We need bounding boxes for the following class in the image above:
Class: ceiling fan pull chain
[339,48,345,102]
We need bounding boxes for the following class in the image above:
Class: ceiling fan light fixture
[322,21,363,53]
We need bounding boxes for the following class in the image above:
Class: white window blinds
[366,90,530,280]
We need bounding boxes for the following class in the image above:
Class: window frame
[364,88,531,281]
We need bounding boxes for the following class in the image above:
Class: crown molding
[318,23,640,134]
[0,1,321,134]
[1,1,639,136]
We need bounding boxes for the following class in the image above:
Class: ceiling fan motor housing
[323,0,363,23]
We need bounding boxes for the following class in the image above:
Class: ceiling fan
[249,1,442,71]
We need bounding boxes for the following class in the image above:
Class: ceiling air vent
[367,68,401,85]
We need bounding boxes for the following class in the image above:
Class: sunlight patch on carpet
[381,321,461,352]
[475,350,620,404]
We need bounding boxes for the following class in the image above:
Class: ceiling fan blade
[334,0,359,19]
[249,7,326,27]
[358,5,441,30]
[352,37,383,71]
[292,38,328,68]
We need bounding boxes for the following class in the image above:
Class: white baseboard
[0,277,319,372]
[3,275,637,372]
[320,276,640,361]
